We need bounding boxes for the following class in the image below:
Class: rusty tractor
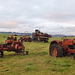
[32,29,51,42]
[18,36,32,42]
[7,35,17,41]
[0,38,28,58]
[49,37,75,57]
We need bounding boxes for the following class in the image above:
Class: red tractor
[19,36,32,42]
[0,39,28,58]
[49,37,75,57]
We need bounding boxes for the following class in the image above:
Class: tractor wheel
[49,44,63,57]
[0,51,4,58]
[28,37,32,42]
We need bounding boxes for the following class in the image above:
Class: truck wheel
[44,40,48,43]
[0,51,4,58]
[49,44,63,57]
[33,38,38,42]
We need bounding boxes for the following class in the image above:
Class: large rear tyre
[0,51,4,58]
[49,44,63,57]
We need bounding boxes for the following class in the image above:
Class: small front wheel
[0,51,4,58]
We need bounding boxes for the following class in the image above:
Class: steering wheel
[61,36,67,41]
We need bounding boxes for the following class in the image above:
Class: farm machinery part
[32,29,51,42]
[49,37,75,58]
[19,36,32,42]
[0,39,28,58]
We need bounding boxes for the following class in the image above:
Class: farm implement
[0,39,28,58]
[49,37,75,58]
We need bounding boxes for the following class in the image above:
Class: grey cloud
[0,0,75,35]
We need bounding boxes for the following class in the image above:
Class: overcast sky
[0,0,75,35]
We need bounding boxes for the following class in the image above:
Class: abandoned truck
[32,29,51,42]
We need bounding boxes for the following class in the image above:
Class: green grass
[0,35,75,75]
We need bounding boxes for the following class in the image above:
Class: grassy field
[0,34,75,75]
